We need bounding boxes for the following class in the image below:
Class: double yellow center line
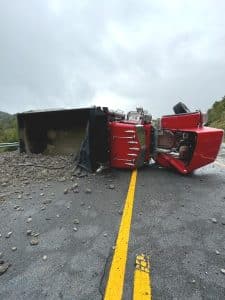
[104,160,225,298]
[104,170,151,299]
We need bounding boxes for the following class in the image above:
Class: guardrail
[0,142,19,149]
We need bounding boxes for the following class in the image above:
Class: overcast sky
[0,0,225,116]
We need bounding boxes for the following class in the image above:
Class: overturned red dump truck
[17,103,224,174]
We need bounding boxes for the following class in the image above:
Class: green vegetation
[0,111,18,144]
[207,96,225,132]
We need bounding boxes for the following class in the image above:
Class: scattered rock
[27,217,32,223]
[85,188,92,194]
[42,199,52,205]
[73,227,78,232]
[191,279,196,284]
[18,195,22,199]
[0,152,74,186]
[56,214,60,218]
[2,183,7,187]
[30,238,39,246]
[72,183,78,189]
[75,169,87,178]
[40,193,45,197]
[0,261,10,275]
[220,269,225,275]
[43,255,47,261]
[211,218,217,223]
[33,233,40,237]
[40,206,46,211]
[0,253,3,258]
[41,169,48,176]
[118,210,123,215]
[64,188,69,195]
[80,202,85,206]
[103,233,108,237]
[0,194,6,202]
[26,230,32,235]
[216,250,220,255]
[109,184,115,190]
[58,177,66,182]
[14,205,20,209]
[11,247,17,251]
[5,232,12,238]
[73,218,79,224]
[221,217,225,225]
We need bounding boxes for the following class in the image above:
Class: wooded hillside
[207,96,225,132]
[0,111,18,143]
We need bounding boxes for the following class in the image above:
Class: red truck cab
[109,105,224,174]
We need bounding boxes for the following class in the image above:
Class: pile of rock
[0,151,75,187]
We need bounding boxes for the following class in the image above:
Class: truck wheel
[173,102,190,114]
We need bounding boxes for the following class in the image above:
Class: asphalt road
[0,145,225,300]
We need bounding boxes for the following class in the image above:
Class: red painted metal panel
[161,112,202,130]
[109,121,152,169]
[155,126,224,173]
[186,127,224,172]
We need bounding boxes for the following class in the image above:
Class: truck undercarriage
[17,103,224,175]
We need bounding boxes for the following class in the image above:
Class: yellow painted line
[133,254,151,300]
[104,169,137,300]
[214,161,225,168]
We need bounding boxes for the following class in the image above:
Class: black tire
[173,102,190,114]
